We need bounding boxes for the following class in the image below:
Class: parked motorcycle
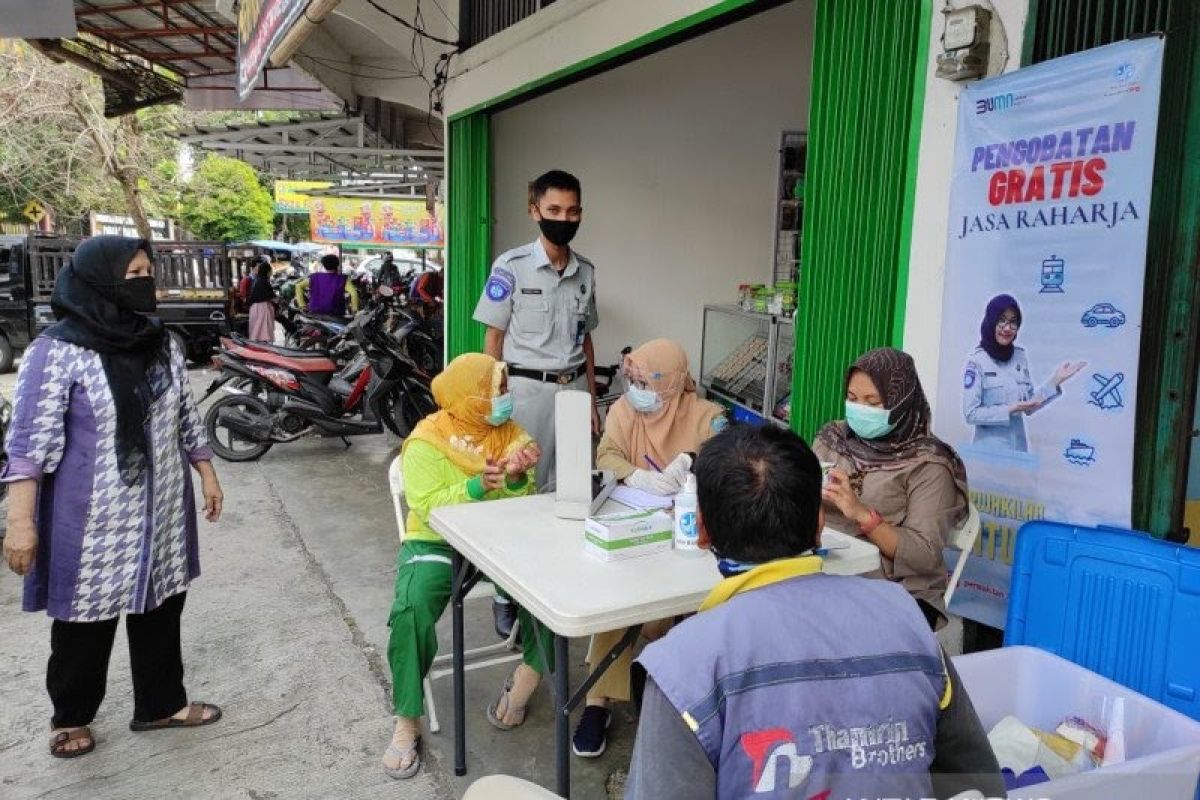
[284,311,350,351]
[202,300,436,462]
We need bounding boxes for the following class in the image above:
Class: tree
[0,42,180,236]
[275,213,311,242]
[178,156,274,242]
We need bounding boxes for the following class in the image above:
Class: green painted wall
[446,114,491,360]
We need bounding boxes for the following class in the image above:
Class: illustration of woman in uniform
[962,294,1085,452]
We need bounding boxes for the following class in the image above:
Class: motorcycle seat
[222,340,337,374]
[231,335,332,360]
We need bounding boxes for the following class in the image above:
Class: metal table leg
[451,549,467,776]
[554,633,571,798]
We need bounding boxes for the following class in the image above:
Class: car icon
[1081,303,1126,328]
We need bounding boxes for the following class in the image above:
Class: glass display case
[699,304,793,427]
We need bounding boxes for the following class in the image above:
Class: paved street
[0,367,628,800]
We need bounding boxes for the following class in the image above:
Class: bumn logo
[975,92,1015,114]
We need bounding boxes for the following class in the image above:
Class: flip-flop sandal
[49,727,95,759]
[130,702,222,732]
[382,737,422,780]
[486,677,527,731]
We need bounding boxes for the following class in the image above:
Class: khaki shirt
[812,440,966,627]
[472,239,598,371]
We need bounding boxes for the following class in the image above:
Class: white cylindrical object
[1103,697,1126,767]
[673,474,702,554]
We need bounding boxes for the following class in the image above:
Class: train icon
[1040,255,1065,294]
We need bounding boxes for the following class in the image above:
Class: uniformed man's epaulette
[575,253,595,269]
[500,245,534,264]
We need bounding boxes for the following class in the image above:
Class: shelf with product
[699,304,793,428]
[774,130,806,290]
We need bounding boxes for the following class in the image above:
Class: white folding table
[428,494,879,797]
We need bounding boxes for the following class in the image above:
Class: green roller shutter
[1027,0,1200,537]
[790,0,931,439]
[447,113,492,360]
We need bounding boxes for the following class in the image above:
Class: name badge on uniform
[521,288,543,295]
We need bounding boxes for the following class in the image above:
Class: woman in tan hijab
[574,339,726,759]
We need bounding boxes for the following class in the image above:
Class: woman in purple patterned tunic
[2,236,225,759]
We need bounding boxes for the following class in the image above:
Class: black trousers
[47,591,188,728]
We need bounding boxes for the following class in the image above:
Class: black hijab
[44,236,166,485]
[249,260,276,303]
[979,294,1022,363]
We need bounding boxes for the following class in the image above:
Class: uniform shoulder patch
[963,365,977,389]
[485,267,515,302]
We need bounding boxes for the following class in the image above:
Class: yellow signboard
[310,197,444,248]
[274,180,333,214]
[22,200,45,224]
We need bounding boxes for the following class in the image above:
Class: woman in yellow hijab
[382,353,549,780]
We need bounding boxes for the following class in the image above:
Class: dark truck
[0,234,247,369]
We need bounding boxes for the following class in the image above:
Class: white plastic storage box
[953,646,1200,800]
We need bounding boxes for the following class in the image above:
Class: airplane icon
[1089,372,1125,410]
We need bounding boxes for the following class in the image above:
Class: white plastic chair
[944,502,981,607]
[463,775,561,799]
[389,456,520,734]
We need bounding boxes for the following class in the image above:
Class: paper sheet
[610,484,675,510]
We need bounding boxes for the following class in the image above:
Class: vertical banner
[237,0,308,100]
[934,39,1164,628]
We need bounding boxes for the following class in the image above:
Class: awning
[25,2,342,115]
[235,240,325,252]
[172,114,444,181]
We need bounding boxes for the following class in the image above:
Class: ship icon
[1064,439,1096,465]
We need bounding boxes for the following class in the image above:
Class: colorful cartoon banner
[934,38,1164,628]
[309,197,445,248]
[274,180,333,214]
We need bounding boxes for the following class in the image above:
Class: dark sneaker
[492,598,518,640]
[572,705,612,758]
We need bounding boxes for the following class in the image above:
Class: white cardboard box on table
[584,508,674,562]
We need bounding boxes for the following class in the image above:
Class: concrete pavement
[0,368,631,800]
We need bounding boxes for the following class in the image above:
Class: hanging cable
[363,0,460,47]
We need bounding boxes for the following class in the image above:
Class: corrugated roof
[73,1,237,78]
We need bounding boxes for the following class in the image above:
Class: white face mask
[626,385,663,415]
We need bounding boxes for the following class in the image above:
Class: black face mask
[537,217,580,248]
[112,277,158,312]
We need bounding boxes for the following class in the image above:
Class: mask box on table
[584,508,674,562]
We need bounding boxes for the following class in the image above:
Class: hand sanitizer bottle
[673,474,701,554]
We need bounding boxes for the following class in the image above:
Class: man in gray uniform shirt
[473,170,599,639]
[473,169,599,489]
